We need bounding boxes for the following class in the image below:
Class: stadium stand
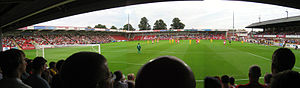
[2,31,115,50]
[2,30,227,50]
[111,35,129,41]
[1,0,300,88]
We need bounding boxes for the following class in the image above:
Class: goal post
[35,44,101,58]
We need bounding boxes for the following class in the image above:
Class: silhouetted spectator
[272,48,295,74]
[25,59,32,74]
[270,70,300,88]
[214,76,221,82]
[237,65,265,88]
[0,68,2,80]
[114,71,128,88]
[49,62,57,76]
[135,56,195,88]
[264,73,272,88]
[60,52,112,88]
[204,77,222,88]
[51,60,65,88]
[0,49,31,88]
[41,65,52,83]
[21,58,31,81]
[24,57,50,88]
[221,75,230,88]
[126,73,135,88]
[229,77,237,88]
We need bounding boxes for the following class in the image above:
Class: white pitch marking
[247,52,300,69]
[247,52,271,61]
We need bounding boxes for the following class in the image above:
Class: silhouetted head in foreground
[0,49,26,78]
[270,70,300,88]
[31,57,47,74]
[264,73,272,86]
[135,56,195,88]
[272,48,295,74]
[114,70,123,82]
[60,52,111,88]
[249,65,261,83]
[49,62,56,69]
[229,77,235,86]
[55,60,65,73]
[221,75,230,88]
[204,77,222,88]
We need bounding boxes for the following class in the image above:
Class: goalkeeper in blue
[137,43,141,54]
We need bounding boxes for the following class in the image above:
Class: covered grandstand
[1,1,300,88]
[1,0,300,51]
[246,15,300,48]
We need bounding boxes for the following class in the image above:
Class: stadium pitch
[23,40,300,88]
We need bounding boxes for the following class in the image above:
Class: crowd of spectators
[2,37,16,47]
[151,33,225,40]
[3,31,227,49]
[204,48,299,88]
[255,31,300,35]
[2,31,114,49]
[0,47,299,88]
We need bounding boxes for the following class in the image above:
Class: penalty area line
[247,52,271,61]
[247,52,300,70]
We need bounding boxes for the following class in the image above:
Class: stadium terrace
[1,0,300,88]
[19,25,229,33]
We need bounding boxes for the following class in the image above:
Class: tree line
[92,17,185,31]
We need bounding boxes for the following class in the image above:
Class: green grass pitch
[23,40,300,88]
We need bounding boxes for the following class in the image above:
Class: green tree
[153,19,167,30]
[123,24,135,31]
[94,24,107,29]
[110,26,117,29]
[87,26,92,29]
[170,17,185,29]
[138,17,151,30]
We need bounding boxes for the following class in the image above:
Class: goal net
[35,44,101,58]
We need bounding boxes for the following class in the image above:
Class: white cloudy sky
[36,0,300,30]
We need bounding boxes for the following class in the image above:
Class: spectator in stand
[271,48,295,75]
[135,56,195,88]
[264,73,272,88]
[50,60,64,88]
[126,73,135,88]
[25,59,32,74]
[21,58,31,81]
[214,76,221,82]
[24,57,50,88]
[0,49,31,88]
[229,77,237,88]
[237,65,265,88]
[221,75,230,88]
[114,70,128,88]
[204,76,222,88]
[60,52,112,88]
[48,62,57,76]
[0,51,3,80]
[0,68,2,80]
[270,70,300,88]
[41,65,52,84]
